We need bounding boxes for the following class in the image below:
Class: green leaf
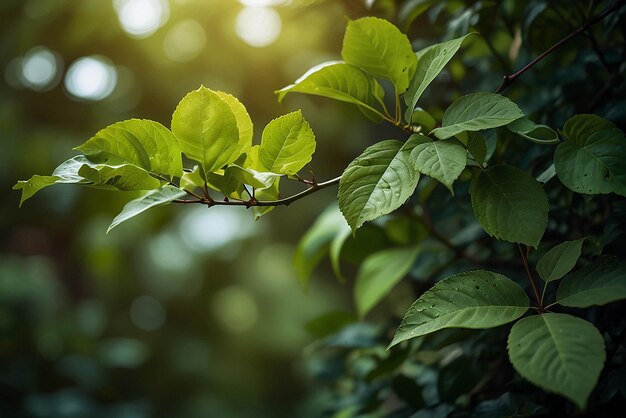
[409,134,467,193]
[171,86,242,177]
[225,165,281,189]
[508,117,559,145]
[404,33,474,122]
[330,228,351,283]
[293,205,348,287]
[276,62,386,118]
[470,164,548,247]
[258,110,316,175]
[338,139,420,231]
[341,17,417,93]
[108,185,187,233]
[215,91,253,155]
[555,114,626,196]
[432,93,525,140]
[355,246,420,317]
[536,238,585,282]
[556,256,626,307]
[410,107,437,132]
[390,270,529,347]
[252,177,280,220]
[507,313,605,409]
[75,119,183,178]
[466,132,487,165]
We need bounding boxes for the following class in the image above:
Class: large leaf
[276,62,386,117]
[404,33,474,122]
[108,185,187,233]
[409,134,467,193]
[293,205,348,287]
[556,256,626,307]
[215,91,253,155]
[171,86,242,176]
[75,119,182,178]
[470,164,548,247]
[536,238,585,282]
[432,93,525,140]
[390,271,529,347]
[338,139,420,231]
[507,313,605,409]
[555,114,626,196]
[341,17,417,93]
[258,110,316,175]
[355,246,420,317]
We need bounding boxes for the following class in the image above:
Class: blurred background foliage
[1,0,625,417]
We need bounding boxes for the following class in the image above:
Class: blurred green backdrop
[0,0,388,416]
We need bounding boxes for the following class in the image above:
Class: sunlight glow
[64,56,117,101]
[179,206,257,252]
[235,6,282,48]
[212,286,259,333]
[114,0,169,38]
[163,19,206,62]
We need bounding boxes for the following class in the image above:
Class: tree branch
[496,0,624,94]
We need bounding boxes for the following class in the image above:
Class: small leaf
[252,177,281,220]
[338,139,420,231]
[507,313,605,409]
[293,204,348,287]
[276,62,386,119]
[330,228,351,283]
[258,110,316,175]
[556,256,626,307]
[432,93,525,140]
[508,118,559,145]
[75,119,183,178]
[470,164,548,247]
[225,165,281,189]
[171,86,242,177]
[404,33,474,121]
[108,185,187,233]
[410,107,437,132]
[536,238,585,282]
[355,246,420,317]
[409,134,467,193]
[555,114,626,196]
[341,17,417,93]
[215,91,253,155]
[390,270,529,347]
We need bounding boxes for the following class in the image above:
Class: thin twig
[496,0,624,93]
[518,244,543,311]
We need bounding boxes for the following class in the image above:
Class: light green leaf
[432,93,525,140]
[171,86,242,176]
[410,108,437,132]
[276,62,386,118]
[555,114,626,196]
[180,165,205,193]
[508,117,559,145]
[556,256,626,307]
[508,313,605,409]
[355,246,420,317]
[225,165,281,189]
[108,185,186,233]
[390,270,529,347]
[338,139,420,231]
[536,238,585,282]
[252,177,281,220]
[470,164,548,247]
[75,119,182,178]
[404,33,474,122]
[258,110,316,175]
[329,228,351,283]
[293,204,347,287]
[409,134,467,193]
[341,17,417,93]
[215,91,253,154]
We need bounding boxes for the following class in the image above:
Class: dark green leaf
[536,238,585,282]
[556,256,626,307]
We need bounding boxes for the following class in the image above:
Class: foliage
[12,0,626,416]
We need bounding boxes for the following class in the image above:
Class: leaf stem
[495,0,624,93]
[518,244,543,311]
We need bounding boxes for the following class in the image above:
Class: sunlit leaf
[404,33,474,121]
[171,86,242,176]
[258,110,316,175]
[108,185,187,233]
[536,238,585,282]
[432,93,525,139]
[355,246,420,317]
[409,134,467,193]
[75,119,183,178]
[338,139,420,231]
[470,164,548,247]
[556,256,626,307]
[341,17,417,93]
[215,91,253,155]
[508,313,605,409]
[555,114,626,196]
[390,270,529,347]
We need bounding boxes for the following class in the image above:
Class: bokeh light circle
[64,56,118,101]
[163,19,207,62]
[235,6,282,48]
[20,46,61,91]
[113,0,169,38]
